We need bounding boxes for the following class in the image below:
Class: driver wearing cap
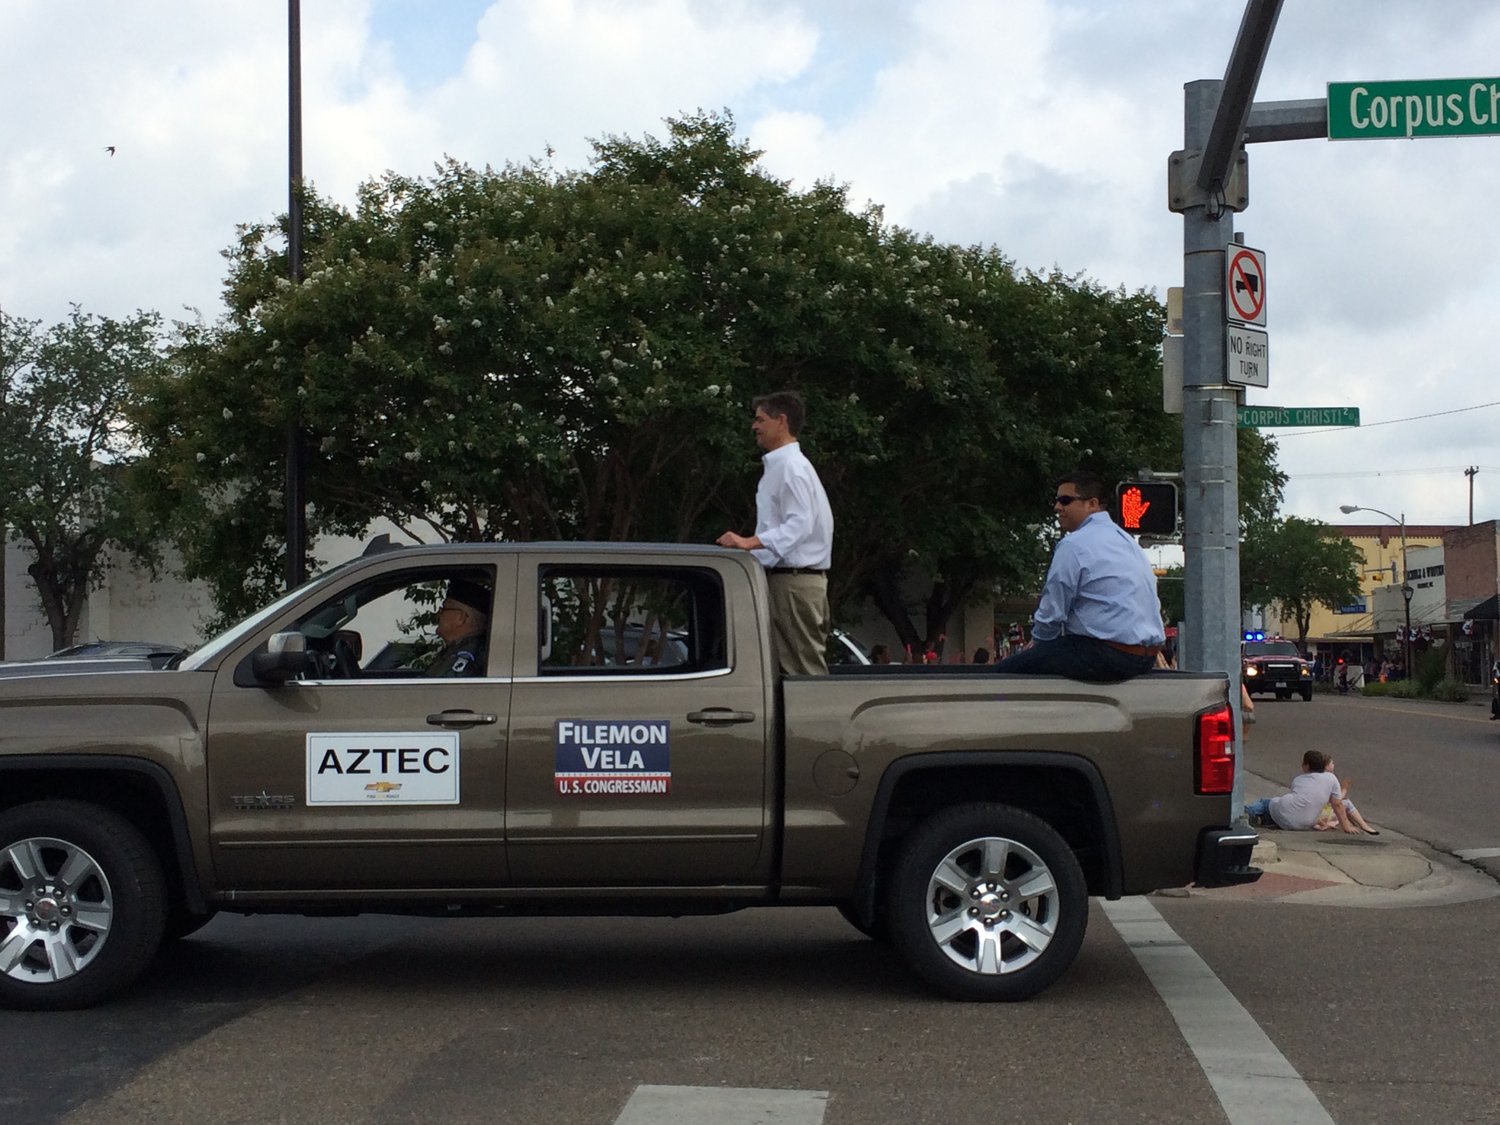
[425,578,490,677]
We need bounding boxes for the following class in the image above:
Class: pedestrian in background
[717,390,834,675]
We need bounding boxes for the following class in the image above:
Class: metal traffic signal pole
[1172,0,1284,821]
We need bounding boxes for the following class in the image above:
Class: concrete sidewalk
[1169,776,1500,907]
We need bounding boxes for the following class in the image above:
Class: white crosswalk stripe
[1103,897,1334,1125]
[1455,847,1500,860]
[613,1085,829,1125]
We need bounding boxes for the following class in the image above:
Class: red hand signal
[1120,486,1151,530]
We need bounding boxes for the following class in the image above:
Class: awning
[1463,595,1500,621]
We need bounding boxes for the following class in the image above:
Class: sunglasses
[1053,494,1083,506]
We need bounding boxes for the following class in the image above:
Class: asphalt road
[3,690,1498,1125]
[1244,687,1500,875]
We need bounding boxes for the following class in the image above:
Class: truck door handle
[426,710,498,728]
[687,708,757,726]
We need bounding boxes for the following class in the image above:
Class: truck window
[539,567,726,675]
[286,566,498,679]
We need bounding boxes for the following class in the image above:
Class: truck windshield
[176,561,364,671]
[1243,642,1299,658]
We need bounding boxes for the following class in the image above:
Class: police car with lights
[1241,631,1313,701]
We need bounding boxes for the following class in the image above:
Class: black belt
[1101,640,1162,658]
[768,567,827,576]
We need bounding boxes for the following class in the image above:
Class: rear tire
[0,800,166,1010]
[884,803,1087,1002]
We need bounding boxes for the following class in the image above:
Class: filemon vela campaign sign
[554,719,672,796]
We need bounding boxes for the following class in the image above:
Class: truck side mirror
[251,631,313,685]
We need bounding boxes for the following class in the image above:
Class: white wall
[4,539,55,659]
[4,538,217,660]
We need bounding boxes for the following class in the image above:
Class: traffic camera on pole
[1115,482,1179,536]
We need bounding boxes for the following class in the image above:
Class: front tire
[0,800,166,1010]
[885,803,1087,1002]
[1300,685,1313,702]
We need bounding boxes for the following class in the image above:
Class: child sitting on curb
[1310,757,1379,835]
[1246,750,1372,835]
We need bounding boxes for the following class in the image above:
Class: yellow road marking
[1347,701,1495,726]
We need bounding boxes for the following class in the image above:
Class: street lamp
[1340,504,1411,676]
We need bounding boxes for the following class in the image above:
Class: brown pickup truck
[0,542,1258,1010]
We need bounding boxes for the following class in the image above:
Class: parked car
[827,628,871,666]
[0,641,186,678]
[46,642,186,669]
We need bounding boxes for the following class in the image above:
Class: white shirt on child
[1269,770,1342,830]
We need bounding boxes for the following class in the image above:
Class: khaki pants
[767,572,830,675]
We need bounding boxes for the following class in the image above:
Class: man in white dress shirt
[717,391,834,675]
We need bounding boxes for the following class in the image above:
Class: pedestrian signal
[1115,482,1178,535]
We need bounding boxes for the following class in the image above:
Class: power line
[1286,465,1500,481]
[1273,398,1500,438]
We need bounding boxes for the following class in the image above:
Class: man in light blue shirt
[994,471,1165,682]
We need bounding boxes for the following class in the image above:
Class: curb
[1183,833,1500,907]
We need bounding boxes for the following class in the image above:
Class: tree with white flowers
[138,112,1280,647]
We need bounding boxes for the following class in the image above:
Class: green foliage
[1414,646,1447,694]
[1240,517,1362,647]
[1431,678,1470,702]
[1157,564,1185,626]
[1237,428,1286,529]
[1,306,165,649]
[136,112,1277,638]
[1361,670,1468,702]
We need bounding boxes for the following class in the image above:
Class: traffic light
[1115,481,1178,535]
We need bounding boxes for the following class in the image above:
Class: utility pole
[1465,466,1478,525]
[284,0,308,590]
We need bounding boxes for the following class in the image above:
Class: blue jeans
[992,635,1154,683]
[1245,798,1273,818]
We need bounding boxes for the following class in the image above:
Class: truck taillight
[1196,705,1235,794]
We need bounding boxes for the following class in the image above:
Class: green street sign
[1328,78,1500,139]
[1237,406,1360,428]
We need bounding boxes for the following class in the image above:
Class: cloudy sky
[4,0,1499,529]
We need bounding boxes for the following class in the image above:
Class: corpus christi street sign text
[1237,406,1360,428]
[1329,78,1500,140]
